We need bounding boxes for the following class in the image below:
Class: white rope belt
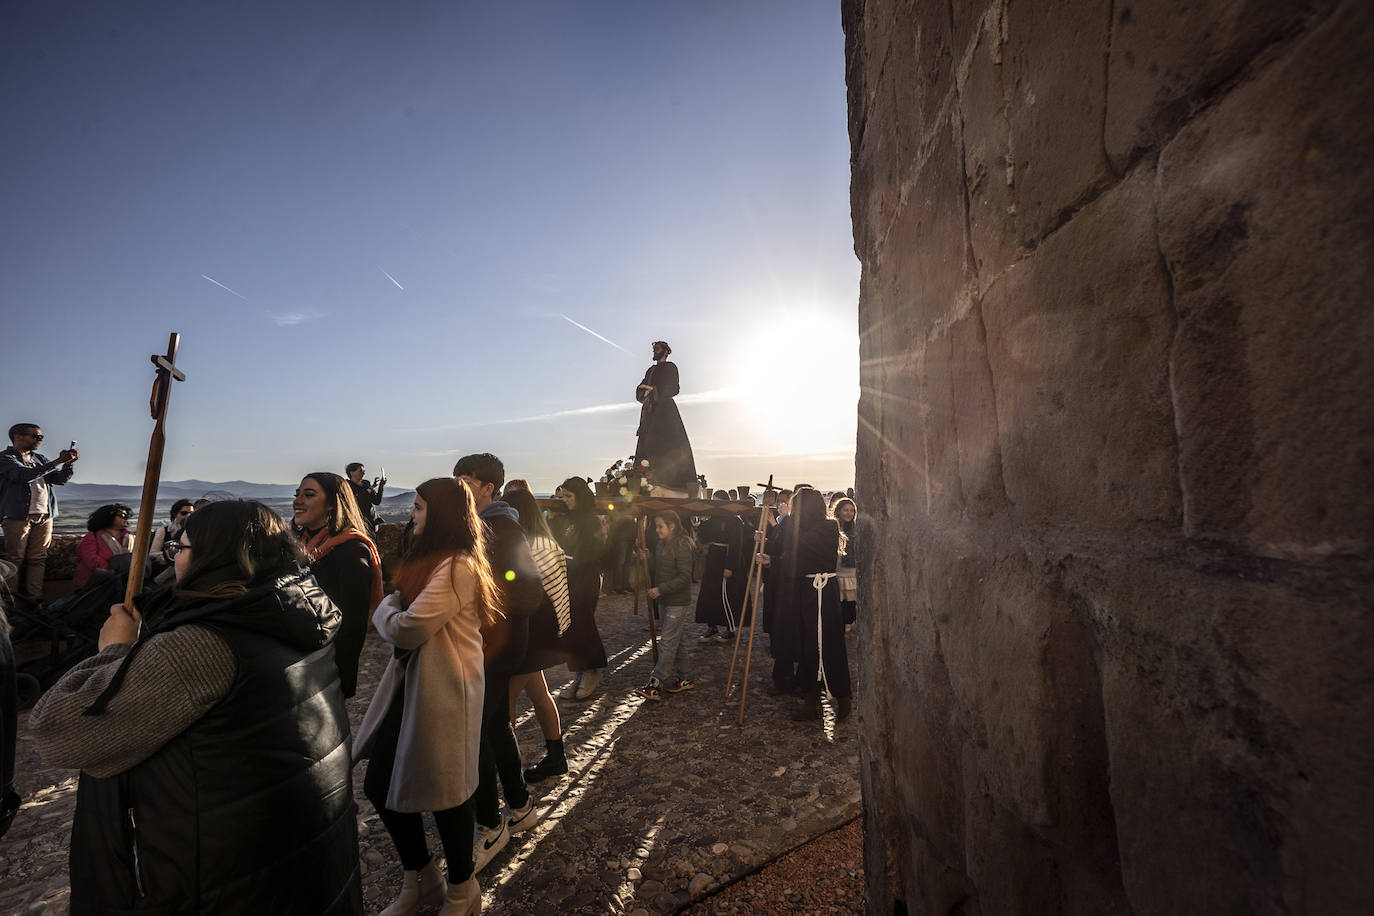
[708,543,736,629]
[810,573,838,697]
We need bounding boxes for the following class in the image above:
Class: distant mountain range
[62,479,414,503]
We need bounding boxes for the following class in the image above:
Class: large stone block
[1003,0,1113,244]
[981,165,1180,535]
[1104,0,1328,171]
[862,521,977,914]
[957,13,1019,293]
[847,0,959,262]
[1156,0,1374,553]
[922,308,1007,521]
[1063,552,1374,914]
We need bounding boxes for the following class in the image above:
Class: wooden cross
[125,333,187,611]
[725,475,778,724]
[148,336,187,419]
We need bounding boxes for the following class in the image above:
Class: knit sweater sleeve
[29,624,237,778]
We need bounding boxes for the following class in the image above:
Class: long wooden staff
[726,475,775,713]
[637,515,660,664]
[124,333,187,614]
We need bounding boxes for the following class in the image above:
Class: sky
[1,0,859,495]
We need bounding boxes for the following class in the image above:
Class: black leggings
[363,690,476,882]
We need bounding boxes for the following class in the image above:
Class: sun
[728,308,859,456]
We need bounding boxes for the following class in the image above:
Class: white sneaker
[472,818,509,874]
[573,668,603,700]
[507,796,547,834]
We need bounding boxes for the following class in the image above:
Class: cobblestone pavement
[1,590,861,914]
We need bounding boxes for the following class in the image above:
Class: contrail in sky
[201,274,247,299]
[395,388,742,432]
[559,313,627,352]
[379,267,404,290]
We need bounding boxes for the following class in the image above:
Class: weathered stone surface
[846,0,957,262]
[957,12,1018,294]
[982,164,1180,533]
[1065,552,1374,914]
[846,0,1373,913]
[1002,0,1113,244]
[1156,0,1374,554]
[1104,0,1326,172]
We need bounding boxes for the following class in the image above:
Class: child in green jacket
[636,511,696,701]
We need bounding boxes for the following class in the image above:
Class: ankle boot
[380,859,445,916]
[438,876,481,915]
[574,668,603,699]
[524,738,568,784]
[791,685,822,721]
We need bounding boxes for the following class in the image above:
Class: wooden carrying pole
[726,475,776,724]
[124,333,186,613]
[637,515,660,663]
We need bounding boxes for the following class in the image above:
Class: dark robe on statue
[634,360,697,491]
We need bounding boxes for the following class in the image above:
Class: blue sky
[2,1,858,494]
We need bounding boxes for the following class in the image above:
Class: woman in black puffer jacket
[30,500,361,915]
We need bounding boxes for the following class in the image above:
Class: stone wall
[843,1,1372,913]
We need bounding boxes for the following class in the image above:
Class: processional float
[617,476,781,725]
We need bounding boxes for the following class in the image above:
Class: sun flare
[727,309,859,457]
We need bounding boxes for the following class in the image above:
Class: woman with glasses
[73,503,132,590]
[30,500,362,914]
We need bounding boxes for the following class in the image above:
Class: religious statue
[634,340,698,494]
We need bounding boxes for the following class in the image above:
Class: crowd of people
[1,412,862,914]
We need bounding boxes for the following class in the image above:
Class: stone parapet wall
[844,1,1372,913]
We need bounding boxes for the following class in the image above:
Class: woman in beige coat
[354,477,502,916]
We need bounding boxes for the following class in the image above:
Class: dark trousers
[363,691,475,881]
[798,593,851,699]
[772,658,799,690]
[1,627,16,790]
[473,671,528,829]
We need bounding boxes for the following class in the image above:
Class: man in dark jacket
[1,422,78,607]
[453,453,548,873]
[344,462,385,536]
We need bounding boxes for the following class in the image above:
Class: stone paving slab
[1,589,861,915]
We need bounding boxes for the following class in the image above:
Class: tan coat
[353,555,485,813]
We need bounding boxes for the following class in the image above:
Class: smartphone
[69,440,77,450]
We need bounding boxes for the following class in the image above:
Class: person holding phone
[1,422,78,608]
[345,462,386,535]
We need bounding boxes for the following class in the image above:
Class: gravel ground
[2,588,862,914]
[683,818,865,915]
